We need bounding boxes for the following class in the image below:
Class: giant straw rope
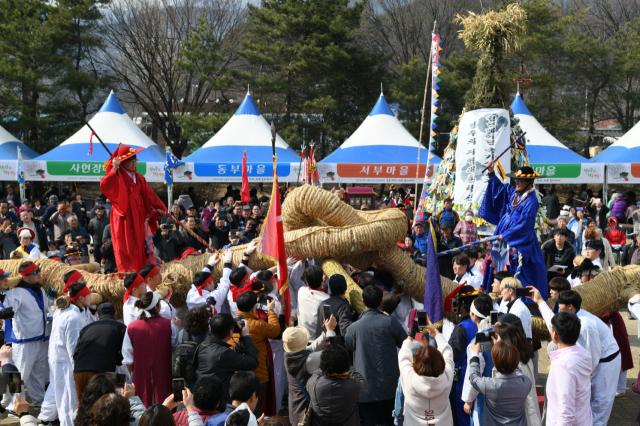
[1,185,639,342]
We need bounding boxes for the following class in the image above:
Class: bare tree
[98,0,247,157]
[359,0,482,74]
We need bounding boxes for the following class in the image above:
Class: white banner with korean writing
[453,108,511,205]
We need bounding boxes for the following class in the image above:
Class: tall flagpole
[413,21,437,201]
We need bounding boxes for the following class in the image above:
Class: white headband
[470,303,488,319]
[135,292,161,318]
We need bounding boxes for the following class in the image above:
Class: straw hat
[283,326,310,353]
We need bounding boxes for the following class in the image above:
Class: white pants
[617,369,627,394]
[52,362,77,426]
[37,368,57,422]
[1,340,48,408]
[591,354,621,426]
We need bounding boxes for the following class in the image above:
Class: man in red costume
[100,145,166,272]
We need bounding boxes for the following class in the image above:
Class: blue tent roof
[34,92,165,163]
[0,125,39,160]
[510,94,587,164]
[321,94,442,165]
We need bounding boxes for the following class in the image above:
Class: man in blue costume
[480,162,548,298]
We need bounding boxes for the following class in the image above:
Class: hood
[608,216,618,227]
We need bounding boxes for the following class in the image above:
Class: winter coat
[101,225,117,273]
[541,239,575,280]
[398,335,454,426]
[200,207,216,233]
[541,195,560,219]
[209,224,230,250]
[173,407,219,426]
[604,217,627,247]
[314,294,354,337]
[632,211,640,236]
[87,215,109,247]
[588,205,609,231]
[49,211,71,241]
[71,200,88,225]
[344,308,407,403]
[307,368,368,426]
[0,229,18,259]
[177,194,194,213]
[179,227,209,254]
[153,230,185,262]
[230,310,281,384]
[610,198,628,219]
[622,241,640,266]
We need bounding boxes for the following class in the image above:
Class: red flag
[241,151,250,203]
[257,157,290,325]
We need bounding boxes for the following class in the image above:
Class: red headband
[64,271,84,293]
[20,263,38,277]
[197,277,214,297]
[181,248,199,260]
[123,274,145,303]
[70,286,91,302]
[231,276,265,302]
[144,266,160,283]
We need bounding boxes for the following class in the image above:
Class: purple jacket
[200,207,216,232]
[611,198,627,219]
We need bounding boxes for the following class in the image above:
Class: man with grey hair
[68,214,90,257]
[549,215,575,245]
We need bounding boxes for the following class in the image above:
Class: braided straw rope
[0,186,636,334]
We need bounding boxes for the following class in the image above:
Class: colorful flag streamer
[241,151,250,203]
[308,146,320,187]
[415,32,441,223]
[164,149,184,186]
[17,147,24,187]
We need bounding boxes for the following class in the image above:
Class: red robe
[127,317,173,406]
[100,167,166,272]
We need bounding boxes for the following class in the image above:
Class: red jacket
[604,217,626,246]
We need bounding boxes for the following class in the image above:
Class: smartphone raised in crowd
[417,310,428,328]
[173,378,185,402]
[105,372,126,388]
[515,287,532,298]
[490,311,499,325]
[8,372,21,394]
[323,305,332,321]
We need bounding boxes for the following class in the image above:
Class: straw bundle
[0,185,635,330]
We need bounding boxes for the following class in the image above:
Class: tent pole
[603,164,607,203]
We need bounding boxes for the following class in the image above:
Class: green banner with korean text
[531,163,603,183]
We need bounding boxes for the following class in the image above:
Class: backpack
[171,330,199,381]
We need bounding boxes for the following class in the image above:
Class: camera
[0,307,14,320]
[204,296,216,316]
[257,294,273,312]
[233,314,245,334]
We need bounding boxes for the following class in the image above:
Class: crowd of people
[0,180,637,426]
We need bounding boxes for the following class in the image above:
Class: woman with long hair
[494,323,541,426]
[122,290,180,407]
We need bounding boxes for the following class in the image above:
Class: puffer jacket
[173,407,219,426]
[610,197,628,219]
[231,310,281,384]
[604,217,627,246]
[307,368,368,426]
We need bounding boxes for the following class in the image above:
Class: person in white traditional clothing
[16,228,41,259]
[584,239,605,271]
[2,261,52,411]
[49,281,92,426]
[452,254,481,288]
[224,241,259,316]
[497,278,532,341]
[568,259,601,288]
[490,271,513,311]
[530,287,620,426]
[186,252,227,310]
[140,263,175,320]
[122,273,148,326]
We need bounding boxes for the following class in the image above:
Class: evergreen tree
[241,0,388,157]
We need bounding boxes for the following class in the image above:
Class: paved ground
[3,309,640,425]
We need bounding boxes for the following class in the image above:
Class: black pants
[359,399,394,426]
[93,245,103,264]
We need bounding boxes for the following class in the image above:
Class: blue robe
[479,175,548,298]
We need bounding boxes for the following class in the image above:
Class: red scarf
[230,272,251,302]
[197,277,214,297]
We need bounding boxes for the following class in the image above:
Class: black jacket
[73,315,127,373]
[87,216,109,246]
[153,230,185,262]
[17,219,48,252]
[542,239,575,280]
[179,227,209,253]
[195,335,259,404]
[0,230,18,260]
[101,225,117,273]
[541,195,560,219]
[621,242,640,266]
[315,295,354,337]
[209,224,230,250]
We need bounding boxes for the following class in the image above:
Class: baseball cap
[95,204,105,209]
[96,303,116,316]
[242,205,251,211]
[187,205,195,210]
[440,222,452,229]
[0,269,10,279]
[413,221,424,227]
[21,198,28,204]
